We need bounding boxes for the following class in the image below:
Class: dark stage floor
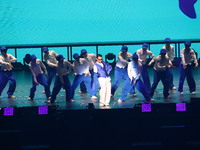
[0,67,200,110]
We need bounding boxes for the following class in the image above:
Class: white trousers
[98,77,111,105]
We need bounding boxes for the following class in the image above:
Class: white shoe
[46,100,51,103]
[79,91,87,94]
[172,87,176,90]
[91,96,97,100]
[191,91,196,94]
[105,103,110,106]
[8,95,15,99]
[43,90,46,94]
[180,92,184,95]
[130,94,136,97]
[99,103,105,107]
[150,98,155,102]
[28,97,33,100]
[118,99,123,103]
[67,99,74,102]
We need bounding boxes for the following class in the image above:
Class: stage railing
[5,39,200,62]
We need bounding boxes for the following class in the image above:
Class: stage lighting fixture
[141,104,151,112]
[38,106,48,115]
[176,103,186,111]
[4,107,14,116]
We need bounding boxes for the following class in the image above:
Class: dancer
[23,54,32,65]
[43,47,58,89]
[79,49,96,93]
[178,41,198,94]
[28,54,50,100]
[118,54,151,103]
[49,55,72,103]
[162,38,176,90]
[0,46,16,98]
[23,54,32,71]
[136,43,155,92]
[111,46,133,96]
[93,54,112,107]
[71,53,97,100]
[148,49,173,100]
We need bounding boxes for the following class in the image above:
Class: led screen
[0,0,199,45]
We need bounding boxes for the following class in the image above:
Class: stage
[0,67,199,110]
[0,67,200,150]
[1,0,200,148]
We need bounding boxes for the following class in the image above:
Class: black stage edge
[1,99,200,150]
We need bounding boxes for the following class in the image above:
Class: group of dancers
[0,38,198,106]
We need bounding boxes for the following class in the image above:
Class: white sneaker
[91,96,97,100]
[105,103,110,106]
[28,97,33,100]
[8,95,15,99]
[180,92,184,95]
[67,99,74,103]
[191,91,196,94]
[46,100,51,103]
[150,98,155,102]
[99,103,105,107]
[70,99,75,102]
[172,87,176,90]
[79,91,87,94]
[118,99,123,103]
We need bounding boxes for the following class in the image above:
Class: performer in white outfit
[93,54,112,107]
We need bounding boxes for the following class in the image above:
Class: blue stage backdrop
[0,0,199,62]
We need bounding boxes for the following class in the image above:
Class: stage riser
[0,105,200,150]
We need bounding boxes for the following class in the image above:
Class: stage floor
[0,67,200,110]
